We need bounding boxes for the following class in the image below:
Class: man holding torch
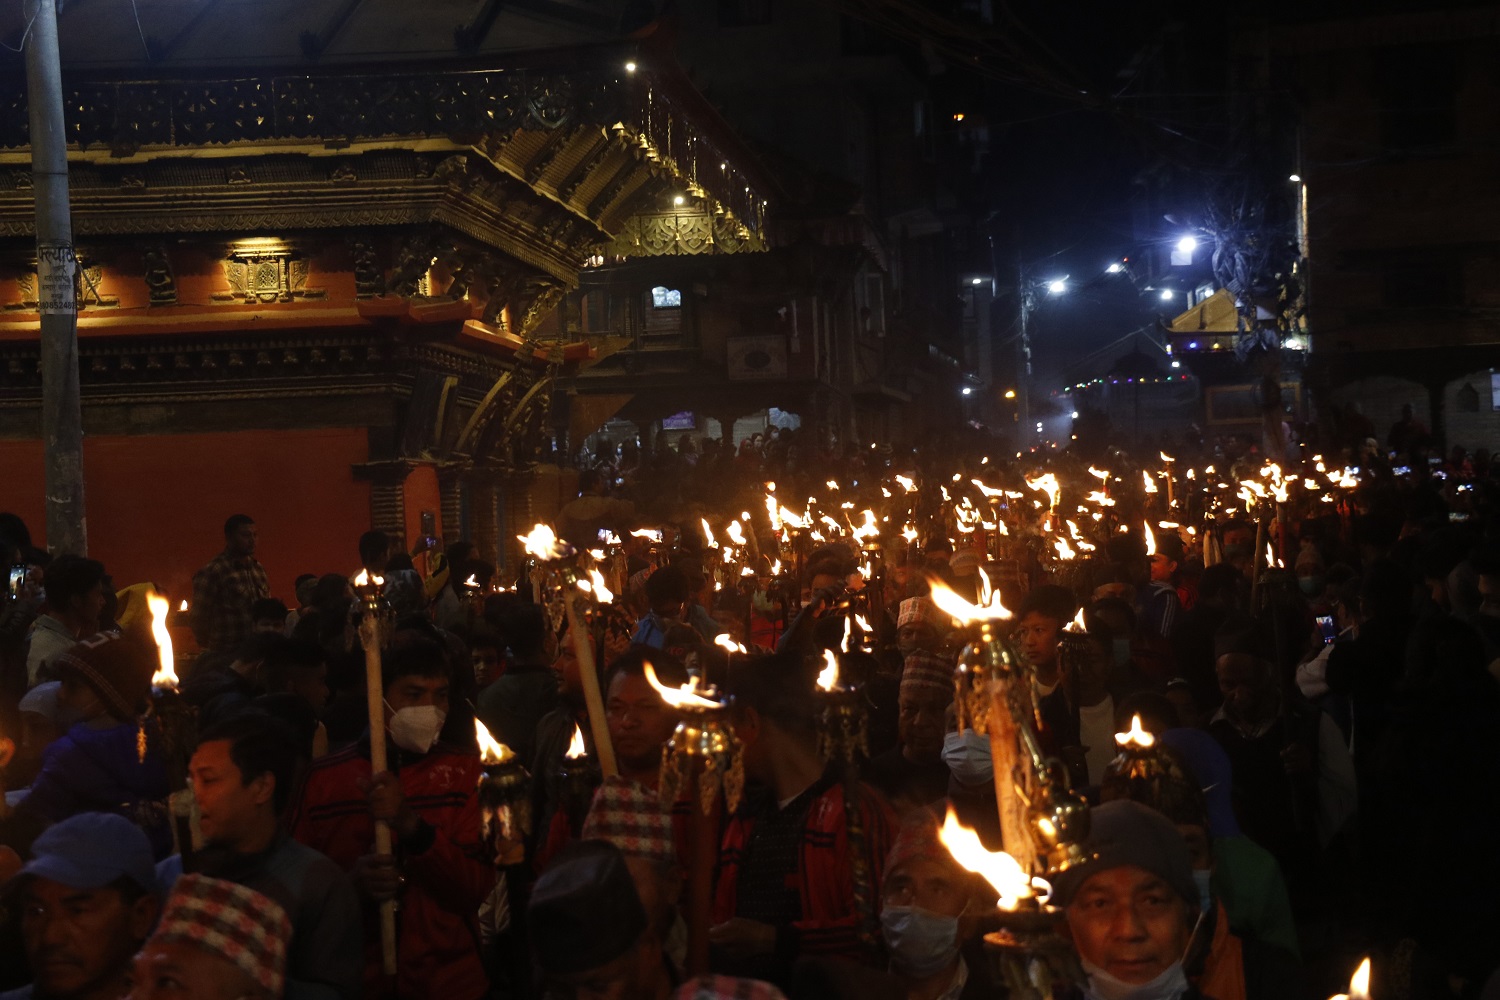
[289,638,493,1000]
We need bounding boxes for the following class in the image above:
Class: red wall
[0,428,372,606]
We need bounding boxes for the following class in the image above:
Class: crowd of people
[0,424,1497,1000]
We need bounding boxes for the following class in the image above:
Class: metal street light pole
[26,0,87,555]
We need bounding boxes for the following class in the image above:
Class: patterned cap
[900,649,955,701]
[897,596,946,632]
[53,632,154,722]
[150,874,289,996]
[884,805,961,880]
[582,776,676,866]
[673,975,788,1000]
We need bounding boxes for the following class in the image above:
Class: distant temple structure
[0,2,770,597]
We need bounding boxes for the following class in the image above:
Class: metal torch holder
[817,682,869,770]
[953,619,1092,1000]
[478,757,533,861]
[659,703,744,816]
[557,754,602,834]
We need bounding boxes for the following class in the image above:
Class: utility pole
[26,0,87,555]
[1015,254,1032,444]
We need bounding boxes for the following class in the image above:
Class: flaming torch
[930,572,1091,881]
[929,571,1092,996]
[645,658,743,975]
[939,807,1082,1000]
[815,647,868,768]
[475,718,532,866]
[557,723,601,835]
[352,569,398,976]
[518,524,618,779]
[147,591,196,855]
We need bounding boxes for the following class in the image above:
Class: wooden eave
[0,55,771,262]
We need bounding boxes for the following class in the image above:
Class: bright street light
[1106,262,1124,274]
[1004,389,1016,399]
[1047,279,1066,294]
[961,387,973,396]
[970,277,984,286]
[1289,173,1301,183]
[1175,236,1197,254]
[624,61,637,73]
[1171,360,1181,368]
[1160,289,1175,301]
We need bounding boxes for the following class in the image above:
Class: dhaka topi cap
[529,840,648,975]
[900,649,954,702]
[884,805,967,884]
[583,776,677,867]
[149,874,289,997]
[898,596,946,632]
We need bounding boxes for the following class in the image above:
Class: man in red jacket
[710,652,895,989]
[289,639,493,1000]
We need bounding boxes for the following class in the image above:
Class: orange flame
[518,524,572,561]
[1025,473,1060,510]
[565,724,587,759]
[352,569,384,589]
[928,570,1012,624]
[1115,714,1155,749]
[817,649,839,692]
[1144,521,1156,557]
[1330,957,1372,1000]
[147,593,177,689]
[1065,607,1087,633]
[939,807,1048,911]
[714,633,747,655]
[475,718,517,766]
[643,659,723,710]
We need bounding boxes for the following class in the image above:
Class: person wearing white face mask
[290,638,495,1000]
[1051,801,1309,1000]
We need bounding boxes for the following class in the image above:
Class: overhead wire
[0,0,42,53]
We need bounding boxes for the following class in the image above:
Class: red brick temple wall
[0,427,371,606]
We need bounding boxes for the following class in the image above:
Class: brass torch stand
[659,697,743,977]
[953,618,1091,1000]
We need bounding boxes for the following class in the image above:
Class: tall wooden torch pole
[566,593,617,778]
[360,610,399,977]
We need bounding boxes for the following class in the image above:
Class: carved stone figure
[143,249,177,305]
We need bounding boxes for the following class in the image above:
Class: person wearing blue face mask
[791,807,998,1000]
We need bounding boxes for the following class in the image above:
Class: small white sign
[37,243,76,315]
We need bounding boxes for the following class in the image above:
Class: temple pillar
[353,460,415,544]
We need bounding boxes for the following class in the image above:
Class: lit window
[651,286,682,309]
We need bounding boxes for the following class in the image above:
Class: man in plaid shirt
[192,514,270,654]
